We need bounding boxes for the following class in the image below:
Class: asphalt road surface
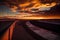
[0,19,60,40]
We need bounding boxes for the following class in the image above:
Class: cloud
[0,0,60,12]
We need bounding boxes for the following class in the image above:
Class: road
[0,19,60,40]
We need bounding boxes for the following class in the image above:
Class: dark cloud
[50,4,60,13]
[0,0,60,6]
[40,0,60,4]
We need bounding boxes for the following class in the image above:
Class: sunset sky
[0,5,19,16]
[0,0,60,17]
